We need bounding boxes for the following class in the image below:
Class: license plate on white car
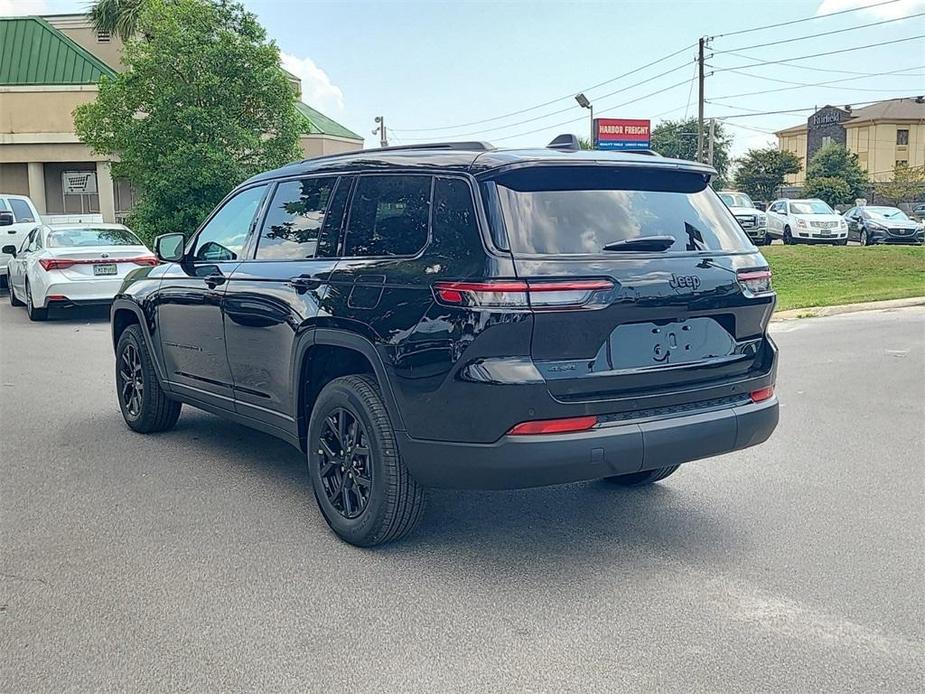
[93,263,118,276]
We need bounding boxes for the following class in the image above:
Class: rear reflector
[737,268,772,295]
[750,386,775,403]
[509,415,598,436]
[46,294,68,302]
[433,279,613,309]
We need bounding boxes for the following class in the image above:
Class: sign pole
[697,37,705,163]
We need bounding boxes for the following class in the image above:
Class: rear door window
[9,199,36,223]
[483,166,750,255]
[342,175,432,257]
[255,177,337,260]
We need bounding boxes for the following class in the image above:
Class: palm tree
[89,0,147,42]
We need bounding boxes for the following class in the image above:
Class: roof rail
[301,141,493,163]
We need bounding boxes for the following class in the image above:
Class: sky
[4,0,924,156]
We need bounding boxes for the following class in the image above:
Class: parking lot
[1,298,923,692]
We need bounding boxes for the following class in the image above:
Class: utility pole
[373,115,388,148]
[707,118,716,167]
[697,37,705,163]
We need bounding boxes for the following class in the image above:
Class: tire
[9,279,24,307]
[783,226,793,245]
[763,232,772,246]
[606,465,680,487]
[116,324,181,433]
[25,280,47,321]
[308,374,425,547]
[860,228,869,246]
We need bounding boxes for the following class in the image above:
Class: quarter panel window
[343,175,432,257]
[255,177,336,260]
[192,185,268,262]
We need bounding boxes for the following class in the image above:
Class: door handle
[290,276,322,291]
[203,273,226,288]
[6,230,16,234]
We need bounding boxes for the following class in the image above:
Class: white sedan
[4,223,156,320]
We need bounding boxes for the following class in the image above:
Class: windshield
[47,228,144,248]
[790,200,834,215]
[719,192,754,208]
[484,166,751,255]
[865,207,909,221]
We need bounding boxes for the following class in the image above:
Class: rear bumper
[398,396,779,489]
[40,278,124,307]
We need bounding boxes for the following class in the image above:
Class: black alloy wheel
[119,342,144,418]
[316,407,373,519]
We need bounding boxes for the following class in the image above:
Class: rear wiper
[602,235,676,252]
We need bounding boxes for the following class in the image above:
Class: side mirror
[0,211,13,227]
[154,233,185,263]
[1,244,16,257]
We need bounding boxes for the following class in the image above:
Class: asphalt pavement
[1,298,923,693]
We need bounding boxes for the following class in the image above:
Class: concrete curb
[772,296,925,321]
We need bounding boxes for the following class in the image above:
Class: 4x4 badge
[669,273,701,290]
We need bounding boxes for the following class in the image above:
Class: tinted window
[343,175,431,257]
[487,166,750,255]
[431,177,480,259]
[193,185,267,262]
[255,177,336,260]
[9,199,35,222]
[47,228,144,248]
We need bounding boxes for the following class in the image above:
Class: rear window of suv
[483,166,751,255]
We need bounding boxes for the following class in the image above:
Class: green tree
[650,118,732,185]
[876,164,925,206]
[90,0,147,41]
[75,0,302,244]
[733,148,802,202]
[804,142,868,203]
[803,176,852,207]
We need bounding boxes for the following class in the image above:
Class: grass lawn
[762,244,925,312]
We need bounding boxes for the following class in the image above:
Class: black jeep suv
[111,138,779,546]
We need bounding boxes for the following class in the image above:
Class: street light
[575,93,593,147]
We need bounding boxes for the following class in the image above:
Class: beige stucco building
[776,97,925,185]
[0,14,362,223]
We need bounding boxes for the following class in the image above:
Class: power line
[711,96,904,119]
[400,60,694,141]
[715,11,924,52]
[712,35,925,72]
[390,42,696,133]
[711,0,901,38]
[716,49,921,76]
[708,65,925,101]
[492,77,694,142]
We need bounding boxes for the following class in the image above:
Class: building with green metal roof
[1,13,363,223]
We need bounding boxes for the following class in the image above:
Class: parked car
[843,206,924,245]
[718,190,769,245]
[110,138,779,546]
[4,223,155,320]
[0,194,42,286]
[766,198,848,245]
[909,202,925,222]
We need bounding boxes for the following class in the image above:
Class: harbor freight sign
[593,118,651,150]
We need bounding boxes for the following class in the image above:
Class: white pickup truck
[717,191,770,246]
[0,194,104,285]
[0,195,42,286]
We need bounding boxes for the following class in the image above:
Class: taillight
[39,258,75,271]
[750,386,775,403]
[433,279,613,310]
[509,415,598,436]
[737,268,772,295]
[39,256,158,270]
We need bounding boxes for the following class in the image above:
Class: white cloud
[279,52,345,114]
[0,0,48,14]
[816,0,925,19]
